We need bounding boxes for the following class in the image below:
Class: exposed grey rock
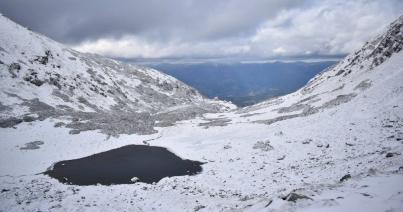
[331,84,345,92]
[54,122,65,128]
[253,140,273,151]
[239,112,262,118]
[77,96,99,111]
[1,92,229,135]
[335,69,345,76]
[0,102,10,112]
[236,97,284,114]
[297,94,320,104]
[340,174,351,182]
[64,110,156,136]
[254,114,300,125]
[254,93,356,126]
[22,115,36,122]
[158,81,174,91]
[52,90,72,103]
[223,144,232,149]
[385,152,400,158]
[8,62,21,71]
[361,193,371,197]
[69,129,81,135]
[8,62,20,78]
[0,117,23,128]
[277,155,286,160]
[33,50,53,65]
[264,199,273,207]
[1,189,10,193]
[23,69,44,86]
[0,46,7,52]
[20,141,44,150]
[194,205,206,211]
[277,103,309,114]
[367,17,403,69]
[354,79,372,91]
[321,94,357,109]
[275,131,284,136]
[198,118,231,128]
[282,192,312,202]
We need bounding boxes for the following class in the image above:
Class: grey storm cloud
[1,0,402,59]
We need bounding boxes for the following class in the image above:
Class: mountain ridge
[0,14,234,136]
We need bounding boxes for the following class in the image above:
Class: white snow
[0,13,402,212]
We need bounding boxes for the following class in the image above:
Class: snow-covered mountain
[0,14,402,212]
[238,14,403,120]
[0,15,233,136]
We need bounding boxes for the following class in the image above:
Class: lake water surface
[44,145,203,185]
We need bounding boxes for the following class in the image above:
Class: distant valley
[147,61,337,106]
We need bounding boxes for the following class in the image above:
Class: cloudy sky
[1,0,402,60]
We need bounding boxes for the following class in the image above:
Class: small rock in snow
[277,155,286,160]
[19,140,44,150]
[264,199,273,207]
[361,193,372,197]
[275,131,284,136]
[54,122,65,128]
[69,129,80,135]
[385,152,399,158]
[130,177,139,183]
[194,205,206,211]
[223,144,232,149]
[339,174,352,182]
[253,140,273,151]
[282,192,312,202]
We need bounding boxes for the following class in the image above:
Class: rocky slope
[0,14,233,136]
[237,14,403,122]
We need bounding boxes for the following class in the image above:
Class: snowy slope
[0,14,234,135]
[0,14,402,212]
[236,15,403,123]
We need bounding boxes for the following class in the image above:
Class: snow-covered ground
[0,14,403,212]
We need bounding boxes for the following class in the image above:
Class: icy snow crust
[1,15,403,211]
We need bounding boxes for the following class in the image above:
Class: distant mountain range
[149,61,336,106]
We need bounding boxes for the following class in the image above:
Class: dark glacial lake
[44,145,203,185]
